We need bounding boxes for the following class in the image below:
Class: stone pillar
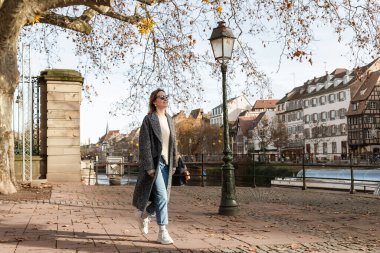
[39,69,83,182]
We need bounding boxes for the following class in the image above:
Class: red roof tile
[252,99,279,109]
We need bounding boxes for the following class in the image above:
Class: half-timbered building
[347,70,380,156]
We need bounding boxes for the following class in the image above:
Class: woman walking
[132,88,177,244]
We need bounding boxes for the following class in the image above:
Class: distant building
[347,69,380,156]
[210,95,251,126]
[233,115,258,154]
[276,57,380,161]
[98,130,121,145]
[231,101,278,155]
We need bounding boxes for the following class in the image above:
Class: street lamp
[209,21,239,216]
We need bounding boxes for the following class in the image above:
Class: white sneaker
[157,229,174,244]
[135,211,150,235]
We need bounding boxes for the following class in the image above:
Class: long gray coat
[132,112,178,212]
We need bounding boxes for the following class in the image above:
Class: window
[328,94,335,103]
[366,130,372,139]
[332,142,337,153]
[304,115,310,123]
[340,123,347,134]
[297,111,301,120]
[338,91,346,101]
[338,108,347,119]
[368,101,376,109]
[304,128,310,138]
[323,143,328,154]
[303,100,309,108]
[319,96,326,105]
[367,117,374,124]
[314,143,318,154]
[331,125,337,135]
[312,113,318,123]
[312,98,317,107]
[329,110,336,120]
[353,102,358,111]
[321,112,327,122]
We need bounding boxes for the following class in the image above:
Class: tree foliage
[270,118,288,150]
[176,117,222,155]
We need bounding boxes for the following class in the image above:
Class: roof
[251,112,266,129]
[98,130,120,143]
[351,71,380,102]
[237,116,257,136]
[252,99,279,110]
[211,95,251,110]
[189,108,203,119]
[346,71,380,116]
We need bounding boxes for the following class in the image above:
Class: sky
[24,24,369,145]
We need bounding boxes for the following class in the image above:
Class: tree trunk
[0,92,17,194]
[0,0,30,194]
[0,41,21,195]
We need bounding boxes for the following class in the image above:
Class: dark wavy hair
[149,88,166,113]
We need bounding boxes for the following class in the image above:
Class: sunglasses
[157,95,169,101]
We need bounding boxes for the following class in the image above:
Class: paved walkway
[0,183,380,252]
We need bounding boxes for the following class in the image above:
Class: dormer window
[353,102,358,111]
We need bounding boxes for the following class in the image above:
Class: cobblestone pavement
[0,183,379,252]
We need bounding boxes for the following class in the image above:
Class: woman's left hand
[172,168,176,175]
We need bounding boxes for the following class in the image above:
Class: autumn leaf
[32,15,41,25]
[137,17,157,36]
[293,49,306,57]
[216,6,223,13]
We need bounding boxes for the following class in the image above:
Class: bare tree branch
[27,4,141,35]
[35,11,94,34]
[91,5,141,24]
[36,0,112,11]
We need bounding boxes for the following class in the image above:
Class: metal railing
[81,152,380,194]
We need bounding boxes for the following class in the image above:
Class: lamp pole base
[219,202,239,216]
[218,162,239,216]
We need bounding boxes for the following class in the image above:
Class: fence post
[350,153,355,194]
[127,164,131,185]
[252,153,256,188]
[302,150,307,190]
[201,153,205,187]
[88,163,92,186]
[95,155,99,185]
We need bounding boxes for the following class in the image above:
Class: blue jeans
[146,159,169,225]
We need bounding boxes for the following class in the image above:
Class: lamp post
[209,21,239,216]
